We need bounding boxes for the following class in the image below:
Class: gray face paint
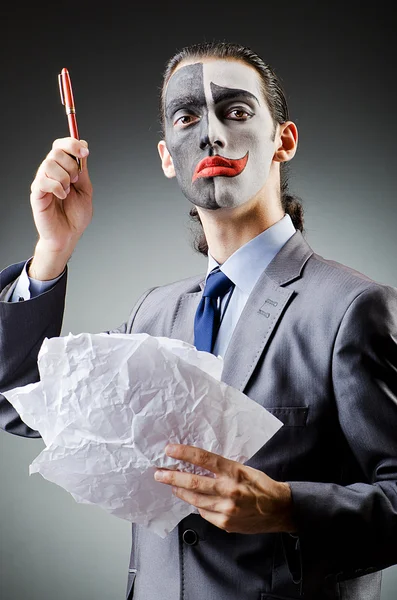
[164,60,276,210]
[164,63,218,209]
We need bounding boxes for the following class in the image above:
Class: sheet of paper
[4,332,283,537]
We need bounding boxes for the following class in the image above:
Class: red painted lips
[192,152,249,182]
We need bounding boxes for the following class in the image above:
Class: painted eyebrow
[210,82,260,106]
[165,96,203,117]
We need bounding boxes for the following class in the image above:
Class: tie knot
[203,267,234,299]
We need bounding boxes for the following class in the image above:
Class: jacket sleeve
[287,283,397,587]
[0,261,156,438]
[0,261,69,437]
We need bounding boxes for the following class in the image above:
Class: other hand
[154,444,296,534]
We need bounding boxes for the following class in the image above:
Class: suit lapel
[221,277,294,390]
[170,291,203,345]
[169,231,313,392]
[221,231,313,391]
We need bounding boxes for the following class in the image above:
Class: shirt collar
[206,214,296,295]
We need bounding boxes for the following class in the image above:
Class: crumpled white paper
[4,332,283,537]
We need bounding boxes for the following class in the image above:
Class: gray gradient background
[1,2,396,599]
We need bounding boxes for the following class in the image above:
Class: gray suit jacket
[1,231,397,600]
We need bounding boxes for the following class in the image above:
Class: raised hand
[29,137,93,279]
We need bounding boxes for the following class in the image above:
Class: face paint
[164,59,277,210]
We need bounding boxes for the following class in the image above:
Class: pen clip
[58,73,65,106]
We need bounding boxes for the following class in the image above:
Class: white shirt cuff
[10,258,65,302]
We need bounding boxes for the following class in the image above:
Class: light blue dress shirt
[205,214,296,357]
[11,214,296,358]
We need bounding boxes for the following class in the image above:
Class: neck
[197,194,284,265]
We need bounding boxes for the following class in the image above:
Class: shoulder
[143,272,205,303]
[302,252,397,337]
[277,233,397,326]
[126,272,205,334]
[307,250,375,286]
[303,248,397,301]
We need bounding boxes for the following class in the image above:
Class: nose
[199,134,224,151]
[199,111,226,152]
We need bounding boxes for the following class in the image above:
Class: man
[1,42,397,599]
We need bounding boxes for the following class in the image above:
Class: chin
[214,197,245,209]
[184,188,220,211]
[183,183,248,211]
[187,193,247,211]
[189,197,221,211]
[209,191,247,210]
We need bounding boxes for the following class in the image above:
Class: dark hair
[160,41,304,256]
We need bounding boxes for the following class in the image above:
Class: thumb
[79,139,90,174]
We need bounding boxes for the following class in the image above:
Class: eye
[174,114,200,128]
[225,108,253,121]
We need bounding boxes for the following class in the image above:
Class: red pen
[58,67,82,172]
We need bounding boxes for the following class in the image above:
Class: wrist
[274,482,297,534]
[28,241,72,281]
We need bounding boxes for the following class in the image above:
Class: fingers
[165,444,232,475]
[197,508,234,532]
[154,468,239,516]
[155,469,218,495]
[52,137,89,162]
[33,158,73,200]
[155,466,243,504]
[51,137,89,179]
[30,137,89,203]
[173,487,238,517]
[78,139,89,173]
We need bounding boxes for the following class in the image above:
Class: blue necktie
[194,267,235,353]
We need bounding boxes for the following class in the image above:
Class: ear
[158,140,176,178]
[273,121,298,163]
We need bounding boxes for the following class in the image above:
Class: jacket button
[182,529,199,546]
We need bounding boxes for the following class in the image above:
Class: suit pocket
[265,406,308,427]
[126,568,137,599]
